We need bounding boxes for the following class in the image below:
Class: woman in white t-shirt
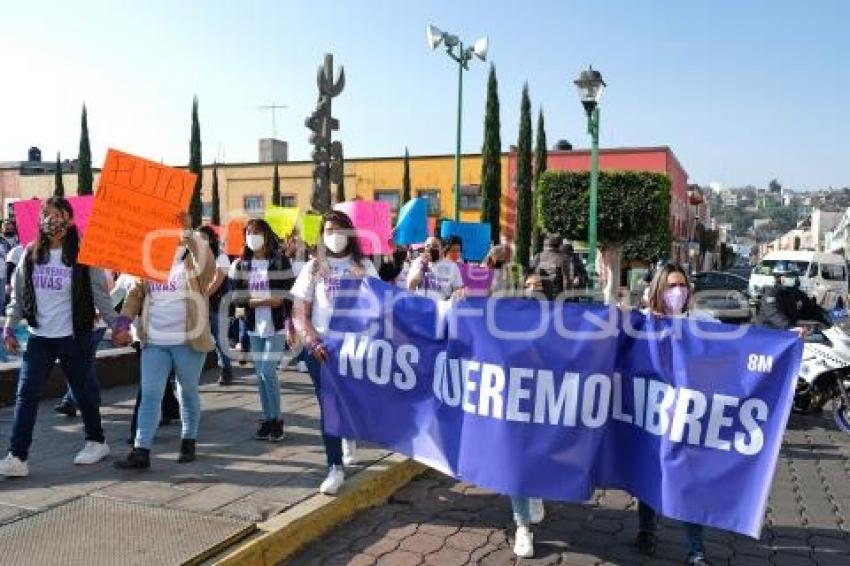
[292,210,377,495]
[0,197,119,478]
[113,214,216,470]
[407,236,464,301]
[229,219,294,442]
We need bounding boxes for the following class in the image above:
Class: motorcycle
[794,316,850,433]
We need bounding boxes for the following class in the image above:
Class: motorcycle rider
[757,268,829,335]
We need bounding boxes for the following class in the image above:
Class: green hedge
[538,170,672,262]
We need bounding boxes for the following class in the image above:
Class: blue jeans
[135,344,206,450]
[304,350,343,468]
[210,313,232,371]
[61,327,108,407]
[249,334,285,420]
[9,332,102,460]
[638,501,705,558]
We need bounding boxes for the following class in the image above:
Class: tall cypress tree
[211,162,221,225]
[189,96,203,226]
[77,104,93,195]
[532,108,548,254]
[272,161,281,206]
[401,147,411,204]
[54,153,65,197]
[515,83,533,269]
[480,64,502,243]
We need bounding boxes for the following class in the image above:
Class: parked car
[749,251,849,310]
[692,271,752,323]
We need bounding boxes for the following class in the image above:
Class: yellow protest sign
[265,206,300,238]
[300,213,323,246]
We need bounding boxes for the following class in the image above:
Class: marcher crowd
[2,196,804,565]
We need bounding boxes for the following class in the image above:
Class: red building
[504,145,689,261]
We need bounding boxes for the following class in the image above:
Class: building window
[202,202,213,219]
[459,184,482,210]
[244,195,264,214]
[280,194,297,207]
[374,189,401,211]
[417,188,441,215]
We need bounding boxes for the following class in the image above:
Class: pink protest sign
[13,195,95,245]
[460,263,494,295]
[334,200,392,255]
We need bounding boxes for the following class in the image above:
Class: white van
[749,251,849,309]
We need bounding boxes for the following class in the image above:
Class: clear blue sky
[1,0,848,190]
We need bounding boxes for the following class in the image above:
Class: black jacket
[757,285,829,329]
[231,252,294,334]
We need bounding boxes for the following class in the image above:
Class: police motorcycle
[793,311,850,434]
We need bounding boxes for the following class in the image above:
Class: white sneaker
[74,441,110,465]
[319,465,345,495]
[529,498,545,524]
[513,526,534,558]
[342,439,358,466]
[0,453,29,477]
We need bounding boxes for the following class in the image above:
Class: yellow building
[6,152,512,236]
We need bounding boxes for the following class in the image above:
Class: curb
[203,454,427,566]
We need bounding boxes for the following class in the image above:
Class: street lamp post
[427,25,488,221]
[574,66,606,295]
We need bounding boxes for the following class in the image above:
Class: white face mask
[324,233,348,254]
[246,234,265,252]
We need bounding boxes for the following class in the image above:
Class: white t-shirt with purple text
[30,248,73,338]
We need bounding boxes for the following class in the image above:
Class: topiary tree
[514,83,533,269]
[188,96,203,227]
[532,108,547,254]
[77,104,93,195]
[539,170,672,303]
[401,147,411,205]
[211,162,221,225]
[480,64,502,243]
[54,153,65,197]
[272,161,281,206]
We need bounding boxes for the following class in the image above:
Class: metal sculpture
[306,53,345,213]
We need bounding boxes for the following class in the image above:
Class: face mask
[783,277,798,288]
[40,216,68,238]
[393,250,407,265]
[324,233,347,254]
[246,234,265,252]
[429,249,441,262]
[3,231,15,238]
[662,286,689,314]
[446,250,461,262]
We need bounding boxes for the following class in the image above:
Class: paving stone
[446,530,490,551]
[357,536,400,558]
[423,546,471,565]
[398,533,444,555]
[375,550,423,566]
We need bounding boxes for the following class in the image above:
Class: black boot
[217,368,233,386]
[114,448,150,470]
[54,400,77,418]
[177,439,196,463]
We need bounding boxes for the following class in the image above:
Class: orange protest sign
[78,149,196,282]
[225,219,246,256]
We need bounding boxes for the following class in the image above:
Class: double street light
[574,66,606,294]
[427,24,488,221]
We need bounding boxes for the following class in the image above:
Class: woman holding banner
[113,215,216,470]
[0,197,119,477]
[292,210,377,495]
[634,262,710,566]
[228,219,294,442]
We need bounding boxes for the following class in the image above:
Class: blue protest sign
[320,278,802,538]
[394,197,429,245]
[440,221,491,261]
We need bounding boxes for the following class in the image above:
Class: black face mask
[3,231,15,238]
[429,249,440,262]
